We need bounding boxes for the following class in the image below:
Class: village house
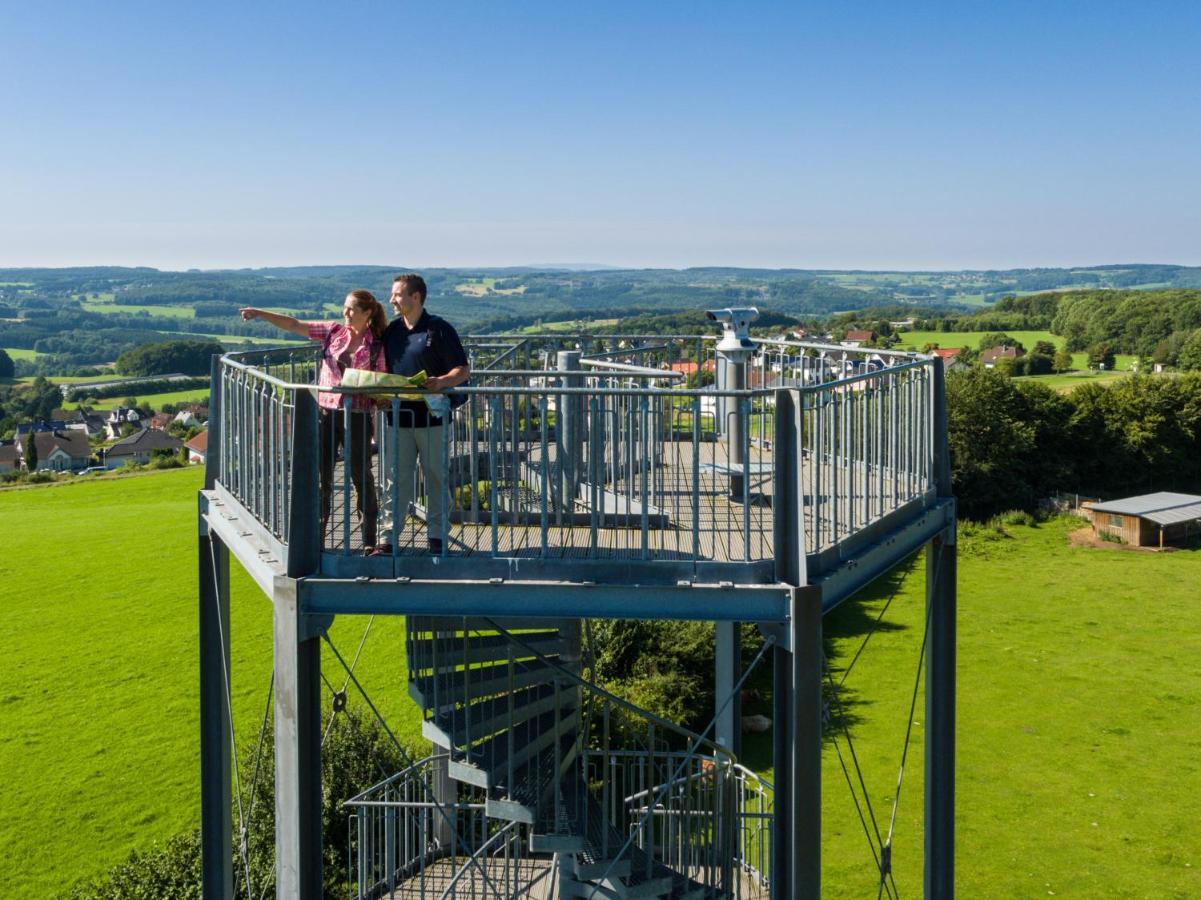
[186,430,208,465]
[51,408,107,437]
[980,345,1023,368]
[15,419,68,437]
[104,428,185,468]
[840,330,877,348]
[1083,492,1201,548]
[174,409,203,428]
[931,347,964,371]
[14,430,93,473]
[104,407,144,440]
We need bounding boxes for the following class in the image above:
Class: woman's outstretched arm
[239,307,312,338]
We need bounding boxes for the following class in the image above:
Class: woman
[239,290,388,550]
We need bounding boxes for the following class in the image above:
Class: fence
[212,335,936,577]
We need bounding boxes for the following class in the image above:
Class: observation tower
[198,310,956,898]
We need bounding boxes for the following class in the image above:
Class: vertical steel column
[770,389,822,897]
[431,753,455,847]
[556,350,583,508]
[926,359,956,898]
[714,622,741,755]
[272,578,323,898]
[199,529,232,899]
[275,388,323,898]
[200,353,232,900]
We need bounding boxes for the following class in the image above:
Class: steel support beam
[769,388,823,895]
[925,529,956,898]
[925,358,956,898]
[299,577,790,622]
[200,352,232,899]
[714,622,741,755]
[199,528,232,899]
[272,577,323,898]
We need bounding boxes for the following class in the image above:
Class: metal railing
[345,754,546,899]
[211,334,936,577]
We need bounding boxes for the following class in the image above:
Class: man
[373,273,470,555]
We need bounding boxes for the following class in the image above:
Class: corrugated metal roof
[1088,491,1201,516]
[1144,502,1201,526]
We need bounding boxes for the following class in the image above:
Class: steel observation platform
[197,309,957,899]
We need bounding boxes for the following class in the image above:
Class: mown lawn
[793,516,1200,897]
[2,473,1199,897]
[0,468,425,897]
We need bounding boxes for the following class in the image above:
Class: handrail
[433,819,527,900]
[578,358,685,380]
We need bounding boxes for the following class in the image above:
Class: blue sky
[2,1,1198,270]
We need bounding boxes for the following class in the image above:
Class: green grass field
[2,476,1199,896]
[807,517,1201,897]
[74,387,213,411]
[3,346,42,361]
[0,469,425,896]
[81,301,197,319]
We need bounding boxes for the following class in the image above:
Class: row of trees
[947,368,1201,519]
[115,340,225,377]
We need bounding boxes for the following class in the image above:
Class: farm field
[2,346,41,361]
[81,300,197,318]
[0,469,425,897]
[897,330,1138,369]
[2,476,1199,896]
[75,387,213,411]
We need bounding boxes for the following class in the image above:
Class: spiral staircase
[346,616,772,899]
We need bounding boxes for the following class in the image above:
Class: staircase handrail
[433,818,545,900]
[345,752,447,805]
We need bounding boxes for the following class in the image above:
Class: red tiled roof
[186,430,208,453]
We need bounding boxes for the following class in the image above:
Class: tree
[0,348,13,379]
[24,433,38,471]
[1033,340,1057,357]
[1087,342,1116,371]
[1053,348,1074,373]
[1178,330,1201,371]
[115,339,225,377]
[977,332,1025,354]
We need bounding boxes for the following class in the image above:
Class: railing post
[288,389,321,576]
[926,359,956,899]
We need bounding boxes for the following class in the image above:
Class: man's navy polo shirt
[382,309,468,427]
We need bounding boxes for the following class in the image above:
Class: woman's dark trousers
[319,409,377,547]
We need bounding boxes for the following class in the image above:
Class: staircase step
[412,629,567,671]
[408,655,562,713]
[423,682,562,750]
[449,707,577,790]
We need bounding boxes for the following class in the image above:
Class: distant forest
[2,263,1200,374]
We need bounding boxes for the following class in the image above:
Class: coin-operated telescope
[705,307,760,500]
[706,307,759,356]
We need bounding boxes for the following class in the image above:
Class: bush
[63,706,418,899]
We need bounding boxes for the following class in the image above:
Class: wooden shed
[1084,492,1201,547]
